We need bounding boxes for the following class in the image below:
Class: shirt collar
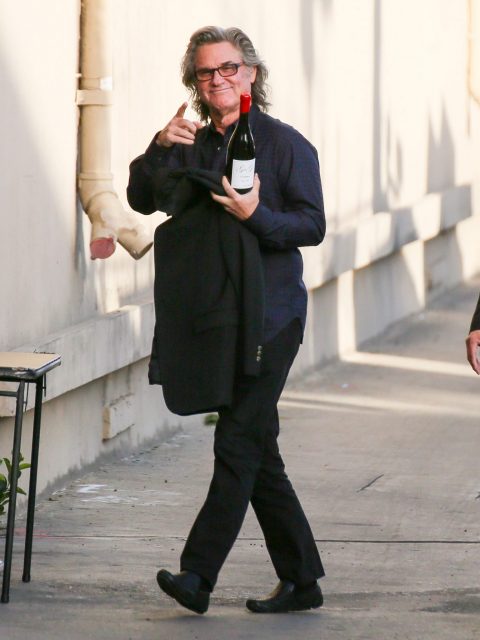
[206,103,261,138]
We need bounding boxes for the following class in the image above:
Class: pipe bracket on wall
[76,89,114,106]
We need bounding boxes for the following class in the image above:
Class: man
[466,293,480,374]
[127,26,326,614]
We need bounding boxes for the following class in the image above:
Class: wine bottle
[225,93,255,194]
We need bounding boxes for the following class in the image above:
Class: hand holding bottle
[211,174,260,221]
[156,102,204,148]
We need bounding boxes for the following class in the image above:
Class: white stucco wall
[1,0,479,492]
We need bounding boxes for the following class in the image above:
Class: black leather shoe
[246,580,323,613]
[156,569,210,614]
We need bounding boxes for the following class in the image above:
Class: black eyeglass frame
[194,62,245,82]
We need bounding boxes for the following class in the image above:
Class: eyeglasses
[194,62,244,82]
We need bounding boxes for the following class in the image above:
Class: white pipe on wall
[77,0,152,260]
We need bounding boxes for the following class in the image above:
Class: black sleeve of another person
[470,293,480,332]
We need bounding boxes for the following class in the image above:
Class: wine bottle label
[231,159,255,189]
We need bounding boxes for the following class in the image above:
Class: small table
[0,352,61,603]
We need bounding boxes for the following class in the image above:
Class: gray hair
[181,26,270,122]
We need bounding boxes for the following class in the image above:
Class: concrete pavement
[1,280,480,639]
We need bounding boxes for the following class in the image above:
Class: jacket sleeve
[242,132,326,250]
[126,134,183,214]
[470,293,480,332]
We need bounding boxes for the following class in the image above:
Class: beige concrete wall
[1,0,480,493]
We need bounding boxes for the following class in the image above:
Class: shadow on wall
[373,2,460,215]
[425,179,470,299]
[384,117,404,203]
[0,39,150,351]
[295,1,470,379]
[0,36,155,477]
[299,0,334,134]
[372,0,405,214]
[427,103,455,194]
[372,0,386,213]
[363,0,466,343]
[0,42,79,458]
[299,0,314,134]
[0,49,84,351]
[353,247,423,346]
[434,102,470,294]
[356,94,466,346]
[361,106,460,342]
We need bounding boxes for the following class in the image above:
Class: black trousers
[180,319,325,590]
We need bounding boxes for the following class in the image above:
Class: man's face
[194,42,257,120]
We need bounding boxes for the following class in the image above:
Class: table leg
[1,381,25,604]
[23,377,44,583]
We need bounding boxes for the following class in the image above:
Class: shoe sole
[156,571,209,614]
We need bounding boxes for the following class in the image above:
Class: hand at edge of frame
[466,329,480,374]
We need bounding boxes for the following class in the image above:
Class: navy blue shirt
[127,105,326,342]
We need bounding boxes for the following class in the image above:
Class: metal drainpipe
[77,0,152,260]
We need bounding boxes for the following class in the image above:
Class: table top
[0,352,61,380]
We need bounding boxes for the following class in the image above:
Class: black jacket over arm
[128,166,265,416]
